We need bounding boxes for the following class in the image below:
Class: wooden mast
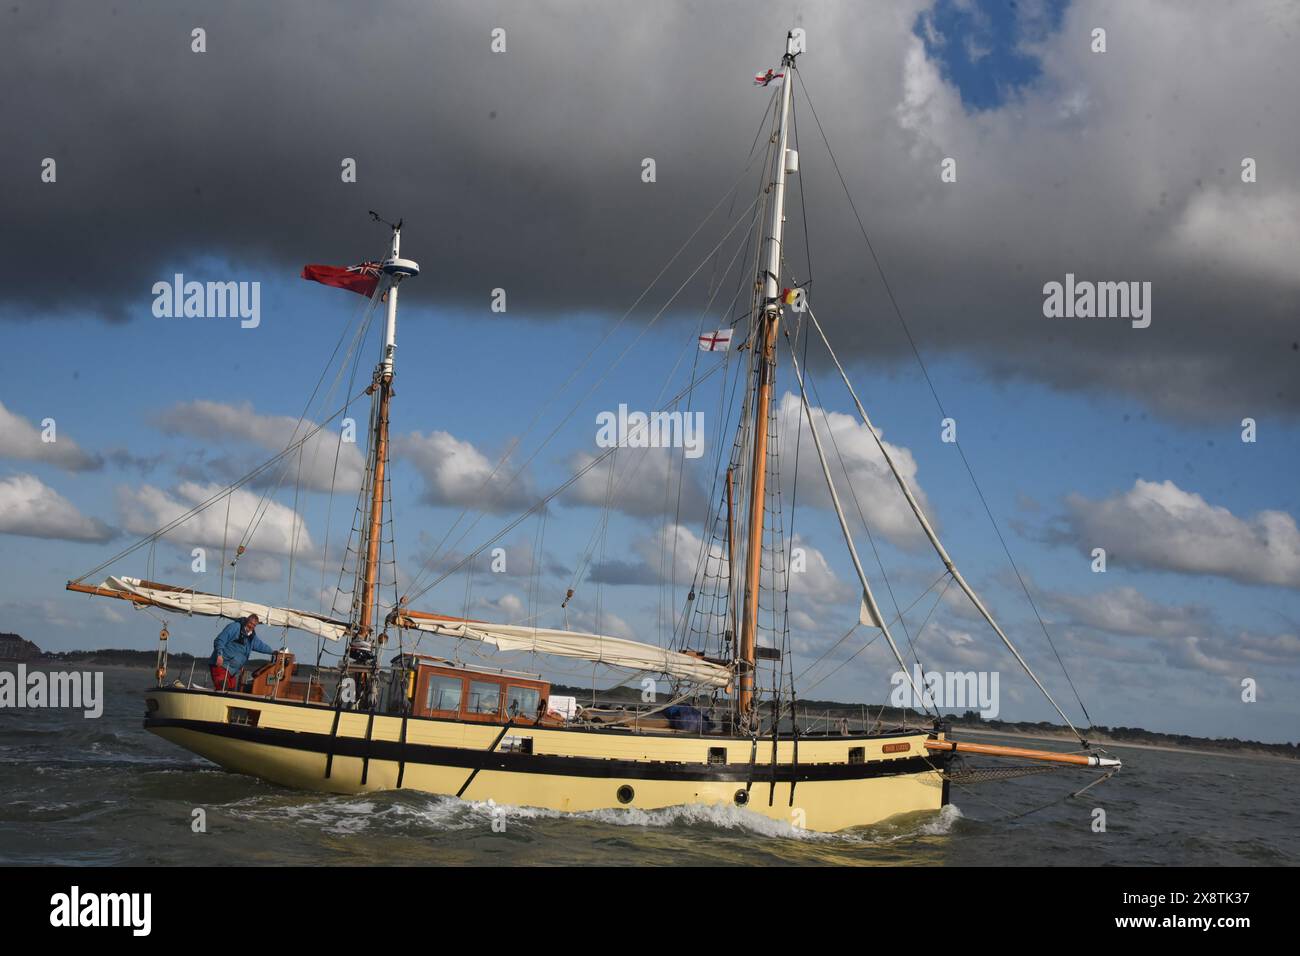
[738,35,797,716]
[358,223,418,637]
[358,378,391,637]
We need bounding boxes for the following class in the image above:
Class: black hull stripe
[147,717,947,784]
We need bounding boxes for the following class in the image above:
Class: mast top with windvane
[357,215,419,639]
[370,211,421,375]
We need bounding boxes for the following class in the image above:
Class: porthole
[616,785,635,804]
[734,788,749,807]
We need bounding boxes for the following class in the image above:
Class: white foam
[917,802,964,835]
[223,790,963,844]
[576,801,828,839]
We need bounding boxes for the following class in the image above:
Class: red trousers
[210,664,239,690]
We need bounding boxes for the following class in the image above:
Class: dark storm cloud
[3,0,1298,420]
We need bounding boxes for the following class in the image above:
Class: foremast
[738,34,798,716]
[357,222,419,638]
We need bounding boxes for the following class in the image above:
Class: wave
[218,789,964,845]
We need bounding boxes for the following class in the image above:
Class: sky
[2,0,1298,743]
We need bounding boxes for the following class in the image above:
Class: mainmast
[357,222,419,637]
[738,34,798,716]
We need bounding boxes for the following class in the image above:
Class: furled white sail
[90,576,350,641]
[395,614,732,687]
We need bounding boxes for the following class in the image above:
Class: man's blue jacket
[210,620,276,672]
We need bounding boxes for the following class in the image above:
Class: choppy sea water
[2,665,1296,866]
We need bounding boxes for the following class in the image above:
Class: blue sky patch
[915,0,1069,111]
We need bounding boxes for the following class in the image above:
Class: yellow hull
[145,687,949,832]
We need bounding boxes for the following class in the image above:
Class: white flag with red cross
[698,329,733,352]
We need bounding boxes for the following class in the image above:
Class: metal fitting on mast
[356,215,418,641]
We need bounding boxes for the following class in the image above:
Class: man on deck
[210,614,276,691]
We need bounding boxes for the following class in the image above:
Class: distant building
[0,633,42,661]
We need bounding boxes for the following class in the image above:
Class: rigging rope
[794,63,1095,740]
[319,303,381,619]
[238,276,384,555]
[403,109,780,603]
[71,391,370,586]
[409,190,765,606]
[403,361,729,605]
[800,300,1087,742]
[795,569,949,691]
[787,342,934,710]
[797,330,933,688]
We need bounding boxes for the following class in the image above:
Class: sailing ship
[68,34,1119,833]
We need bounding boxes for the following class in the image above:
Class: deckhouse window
[425,675,463,714]
[467,680,502,716]
[505,685,540,719]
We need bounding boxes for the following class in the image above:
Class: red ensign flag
[301,261,385,298]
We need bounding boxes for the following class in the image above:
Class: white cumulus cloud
[1063,479,1300,588]
[394,430,536,513]
[0,473,113,542]
[0,400,100,471]
[116,481,314,560]
[155,399,365,493]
